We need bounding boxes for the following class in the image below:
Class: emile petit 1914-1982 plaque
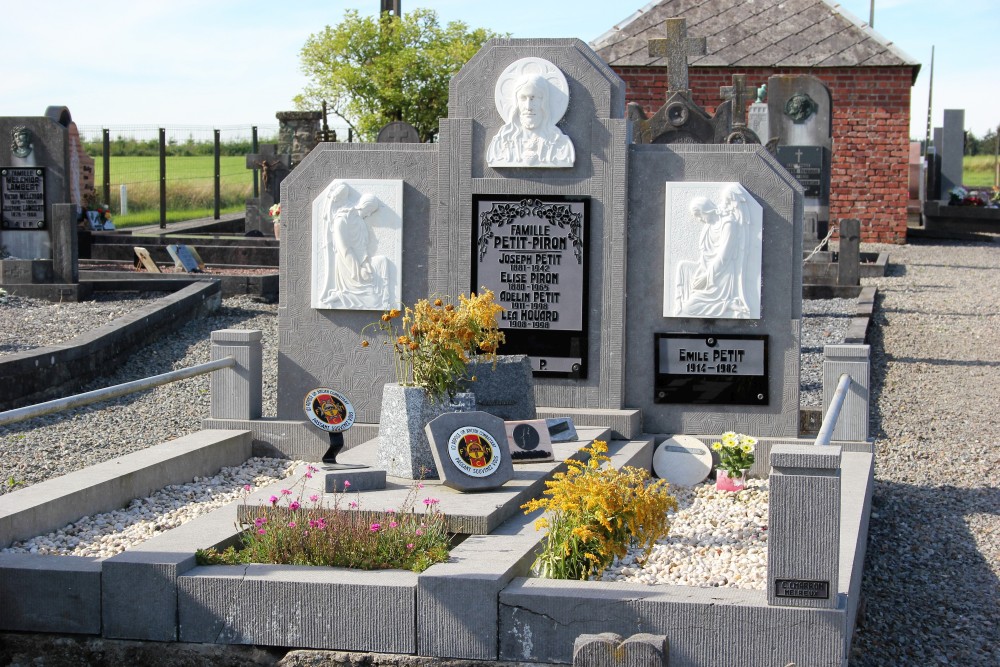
[1,168,46,230]
[654,333,769,405]
[473,195,588,378]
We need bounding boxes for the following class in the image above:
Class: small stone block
[506,419,554,463]
[324,468,386,493]
[546,417,579,442]
[770,444,842,470]
[425,411,513,491]
[464,355,536,421]
[573,632,668,667]
[211,329,263,344]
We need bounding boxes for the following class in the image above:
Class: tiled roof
[591,0,920,74]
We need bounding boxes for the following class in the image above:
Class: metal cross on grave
[245,144,292,199]
[720,74,752,127]
[647,18,707,96]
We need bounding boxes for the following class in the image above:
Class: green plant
[711,432,757,478]
[521,441,677,580]
[363,290,505,400]
[196,467,450,573]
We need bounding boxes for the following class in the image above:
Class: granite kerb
[0,280,222,411]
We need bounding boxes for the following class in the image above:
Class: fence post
[101,128,111,207]
[210,329,263,419]
[158,127,167,229]
[823,345,870,441]
[767,444,841,609]
[251,126,259,198]
[213,128,221,220]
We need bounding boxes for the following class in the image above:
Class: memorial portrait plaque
[473,195,588,378]
[654,333,768,405]
[1,168,46,230]
[505,419,554,463]
[776,146,826,199]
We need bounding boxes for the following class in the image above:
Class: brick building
[592,0,920,243]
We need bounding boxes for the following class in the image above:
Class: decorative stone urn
[376,384,475,479]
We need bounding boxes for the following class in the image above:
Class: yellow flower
[361,340,369,348]
[711,442,722,451]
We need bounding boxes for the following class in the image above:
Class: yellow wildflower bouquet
[522,441,677,580]
[363,289,505,400]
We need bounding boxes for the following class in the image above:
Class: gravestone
[377,121,421,144]
[425,411,513,491]
[747,84,769,145]
[0,109,85,300]
[938,109,965,199]
[768,75,832,248]
[274,36,802,446]
[505,419,554,463]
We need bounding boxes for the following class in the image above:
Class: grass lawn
[963,155,999,189]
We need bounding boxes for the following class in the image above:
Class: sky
[2,0,997,140]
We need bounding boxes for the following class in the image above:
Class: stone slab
[178,564,418,653]
[462,355,536,421]
[324,468,386,493]
[0,429,251,548]
[535,407,641,440]
[425,411,513,491]
[0,553,102,634]
[201,417,377,458]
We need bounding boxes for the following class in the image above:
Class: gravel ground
[848,238,1000,666]
[3,239,996,664]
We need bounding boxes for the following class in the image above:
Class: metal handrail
[0,356,236,428]
[814,373,853,446]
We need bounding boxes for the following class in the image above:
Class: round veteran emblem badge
[303,388,355,432]
[448,426,502,477]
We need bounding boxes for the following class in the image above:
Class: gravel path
[849,238,1000,666]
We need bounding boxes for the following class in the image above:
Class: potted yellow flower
[711,432,756,491]
[363,290,505,479]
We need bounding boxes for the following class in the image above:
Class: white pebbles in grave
[599,479,769,590]
[2,458,302,559]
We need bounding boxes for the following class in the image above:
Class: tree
[295,8,502,143]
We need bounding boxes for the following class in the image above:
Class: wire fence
[76,123,351,228]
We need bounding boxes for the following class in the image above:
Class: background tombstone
[938,109,965,200]
[377,121,421,144]
[768,75,832,249]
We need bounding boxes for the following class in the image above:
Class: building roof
[591,0,920,76]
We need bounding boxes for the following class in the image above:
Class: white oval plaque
[652,435,713,486]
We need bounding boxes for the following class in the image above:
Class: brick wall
[616,65,913,244]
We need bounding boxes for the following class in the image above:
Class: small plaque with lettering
[774,579,830,599]
[1,168,46,230]
[473,195,589,378]
[776,146,827,199]
[654,333,769,405]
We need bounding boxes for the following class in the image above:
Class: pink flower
[370,523,381,532]
[307,465,318,473]
[243,484,252,492]
[257,528,266,535]
[389,521,398,528]
[407,543,415,550]
[254,517,267,527]
[344,480,351,488]
[415,529,423,536]
[305,472,313,479]
[309,494,319,503]
[281,489,291,496]
[386,509,396,515]
[288,521,296,528]
[289,501,301,510]
[423,498,440,506]
[349,501,358,509]
[417,483,425,489]
[269,495,278,506]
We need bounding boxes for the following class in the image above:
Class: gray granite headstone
[768,75,832,247]
[425,411,513,491]
[462,354,535,421]
[939,109,965,199]
[377,121,420,144]
[748,101,769,144]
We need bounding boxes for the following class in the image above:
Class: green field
[963,155,999,189]
[90,155,252,228]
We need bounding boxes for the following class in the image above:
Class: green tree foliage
[295,8,502,143]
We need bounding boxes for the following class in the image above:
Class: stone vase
[376,384,475,479]
[715,468,747,492]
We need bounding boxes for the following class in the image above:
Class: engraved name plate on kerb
[774,579,830,599]
[654,334,769,405]
[473,195,589,378]
[1,168,46,229]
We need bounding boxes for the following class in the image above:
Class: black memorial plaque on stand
[473,195,589,378]
[654,334,769,405]
[1,168,46,230]
[775,146,826,199]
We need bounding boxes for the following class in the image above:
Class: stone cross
[647,18,706,95]
[720,74,752,127]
